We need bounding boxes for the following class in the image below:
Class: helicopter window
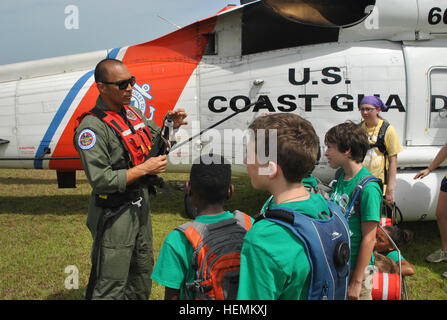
[203,33,217,55]
[429,68,447,129]
[241,2,339,55]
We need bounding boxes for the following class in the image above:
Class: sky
[0,0,237,65]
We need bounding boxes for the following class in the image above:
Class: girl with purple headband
[359,96,403,206]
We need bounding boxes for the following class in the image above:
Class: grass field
[0,168,446,300]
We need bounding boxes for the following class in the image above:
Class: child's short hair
[384,225,414,248]
[324,121,369,163]
[248,113,319,183]
[190,154,231,205]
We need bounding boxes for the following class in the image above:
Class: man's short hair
[324,121,369,163]
[190,154,231,205]
[248,113,319,183]
[94,58,123,83]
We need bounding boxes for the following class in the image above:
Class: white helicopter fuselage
[1,0,447,221]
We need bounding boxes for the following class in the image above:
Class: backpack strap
[233,210,253,231]
[347,175,382,220]
[326,199,344,221]
[261,208,294,225]
[176,221,207,252]
[370,120,390,156]
[177,212,250,245]
[368,120,390,185]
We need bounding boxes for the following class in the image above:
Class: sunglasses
[359,107,378,112]
[101,76,136,90]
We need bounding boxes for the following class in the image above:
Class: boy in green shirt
[238,113,328,300]
[151,154,253,299]
[324,121,382,300]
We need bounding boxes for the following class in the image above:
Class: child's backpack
[258,199,351,300]
[368,119,390,157]
[332,169,403,224]
[176,210,252,300]
[363,119,390,185]
[342,173,383,220]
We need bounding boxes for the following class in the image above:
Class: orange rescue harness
[76,105,153,167]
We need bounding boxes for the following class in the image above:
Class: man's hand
[140,155,168,175]
[126,155,167,185]
[167,109,188,129]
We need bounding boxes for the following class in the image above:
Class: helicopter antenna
[157,14,181,29]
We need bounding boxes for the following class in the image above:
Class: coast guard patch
[78,129,96,150]
[126,109,138,121]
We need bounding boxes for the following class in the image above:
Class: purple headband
[360,96,388,111]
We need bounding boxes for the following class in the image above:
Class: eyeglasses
[100,76,136,90]
[359,107,378,112]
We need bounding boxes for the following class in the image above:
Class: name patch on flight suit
[78,129,97,150]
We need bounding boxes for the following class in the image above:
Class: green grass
[397,221,447,300]
[0,168,446,300]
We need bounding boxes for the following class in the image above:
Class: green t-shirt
[385,250,406,262]
[150,211,253,299]
[302,175,318,190]
[329,166,382,270]
[237,193,330,300]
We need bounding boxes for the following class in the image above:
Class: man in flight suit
[74,58,187,299]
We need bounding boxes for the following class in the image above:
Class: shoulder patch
[126,109,138,121]
[78,129,97,150]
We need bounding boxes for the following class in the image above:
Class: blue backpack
[259,199,351,300]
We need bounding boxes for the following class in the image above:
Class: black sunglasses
[101,76,136,90]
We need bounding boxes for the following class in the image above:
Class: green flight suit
[74,96,161,300]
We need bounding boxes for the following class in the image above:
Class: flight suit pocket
[100,245,134,280]
[99,208,139,280]
[129,230,154,274]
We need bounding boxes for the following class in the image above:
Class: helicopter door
[428,68,447,134]
[403,40,447,146]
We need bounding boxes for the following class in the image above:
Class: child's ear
[227,184,234,200]
[344,148,352,157]
[267,161,278,179]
